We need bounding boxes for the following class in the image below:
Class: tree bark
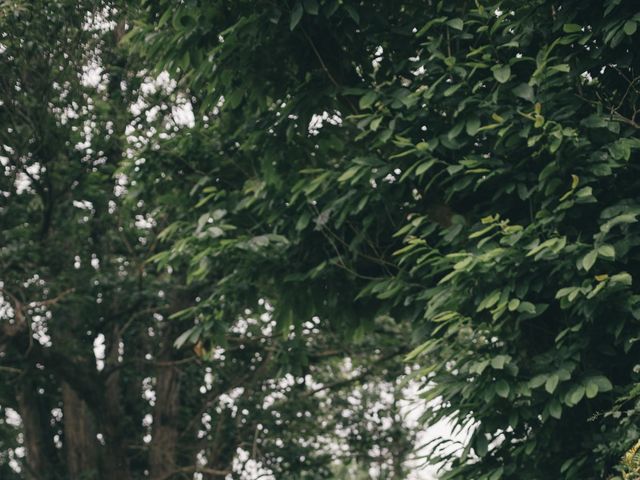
[149,364,182,479]
[16,381,53,480]
[62,382,98,479]
[99,325,133,480]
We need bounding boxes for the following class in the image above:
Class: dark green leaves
[563,24,582,33]
[290,2,303,30]
[303,0,319,15]
[495,379,510,398]
[128,1,640,478]
[549,399,562,419]
[512,83,534,102]
[624,20,637,36]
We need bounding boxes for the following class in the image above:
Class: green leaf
[518,301,536,314]
[466,117,481,136]
[585,382,598,399]
[370,116,383,131]
[582,250,598,271]
[610,272,632,285]
[302,0,319,15]
[488,467,504,480]
[492,64,511,83]
[479,290,501,311]
[174,326,201,348]
[415,159,436,176]
[545,374,559,393]
[568,385,585,405]
[447,18,464,30]
[598,244,615,259]
[624,20,637,36]
[529,374,547,388]
[549,399,562,419]
[444,83,463,97]
[475,434,488,457]
[290,2,303,30]
[508,299,520,311]
[296,212,310,231]
[512,83,534,102]
[174,329,193,349]
[591,375,613,392]
[563,23,582,33]
[359,91,378,109]
[404,341,433,361]
[491,355,510,370]
[338,165,362,183]
[556,287,577,299]
[344,5,360,24]
[495,380,510,398]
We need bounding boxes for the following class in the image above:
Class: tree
[128,0,640,478]
[0,1,418,479]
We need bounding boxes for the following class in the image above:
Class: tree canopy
[2,0,640,479]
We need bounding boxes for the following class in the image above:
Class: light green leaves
[173,325,202,348]
[545,373,560,394]
[444,83,463,97]
[555,286,580,301]
[566,385,585,406]
[491,354,511,370]
[359,91,378,109]
[416,159,436,176]
[586,375,613,393]
[491,64,511,83]
[582,245,614,272]
[585,382,598,399]
[598,244,615,259]
[337,166,361,183]
[600,212,638,233]
[582,250,598,271]
[610,272,632,286]
[517,301,536,314]
[477,289,501,312]
[447,18,464,30]
[529,374,547,389]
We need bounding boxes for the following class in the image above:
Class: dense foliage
[128,0,640,478]
[0,1,417,479]
[2,0,640,479]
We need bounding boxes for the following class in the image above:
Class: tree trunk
[149,364,182,479]
[62,382,98,479]
[99,325,133,480]
[16,381,53,480]
[99,368,133,480]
